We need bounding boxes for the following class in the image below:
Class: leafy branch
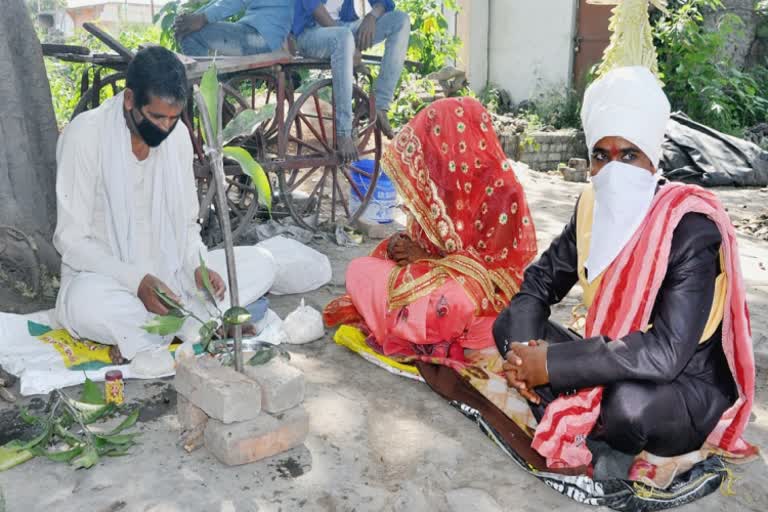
[0,378,140,472]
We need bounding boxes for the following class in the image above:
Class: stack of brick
[174,356,308,466]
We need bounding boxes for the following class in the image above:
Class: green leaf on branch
[96,433,141,446]
[38,445,84,463]
[222,146,272,212]
[199,320,219,352]
[142,314,186,336]
[106,409,140,436]
[198,252,217,306]
[0,442,36,472]
[80,376,105,405]
[155,288,184,311]
[200,62,220,141]
[222,306,252,326]
[71,445,99,469]
[221,105,276,145]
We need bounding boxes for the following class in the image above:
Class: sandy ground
[1,170,767,512]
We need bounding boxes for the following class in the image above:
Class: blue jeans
[296,10,411,136]
[180,21,272,57]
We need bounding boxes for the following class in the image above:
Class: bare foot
[109,345,128,365]
[336,135,359,165]
[376,110,395,139]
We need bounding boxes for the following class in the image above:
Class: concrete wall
[454,0,577,102]
[499,131,587,171]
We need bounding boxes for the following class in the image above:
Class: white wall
[487,0,577,102]
[453,0,577,102]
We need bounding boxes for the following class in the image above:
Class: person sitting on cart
[53,47,230,364]
[175,0,294,57]
[292,0,410,162]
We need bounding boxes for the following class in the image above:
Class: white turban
[581,66,671,169]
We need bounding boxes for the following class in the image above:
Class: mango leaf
[70,444,99,469]
[200,63,220,141]
[221,104,276,145]
[106,409,140,436]
[54,423,84,446]
[37,444,84,463]
[96,433,140,446]
[198,252,217,306]
[142,314,186,336]
[81,404,118,425]
[222,146,272,212]
[247,347,278,366]
[199,320,219,351]
[19,408,43,426]
[155,288,184,311]
[222,306,252,326]
[0,442,36,471]
[102,446,132,457]
[80,376,105,405]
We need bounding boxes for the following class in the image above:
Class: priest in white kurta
[53,47,227,361]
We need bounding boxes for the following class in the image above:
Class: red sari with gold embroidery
[325,97,537,359]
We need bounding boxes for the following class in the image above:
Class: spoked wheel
[71,71,126,119]
[198,166,265,248]
[225,71,293,160]
[278,78,382,231]
[194,85,273,248]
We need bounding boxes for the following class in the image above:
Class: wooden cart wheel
[225,71,294,159]
[278,78,382,231]
[71,71,126,119]
[192,83,277,248]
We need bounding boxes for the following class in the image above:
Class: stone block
[354,218,400,240]
[177,394,209,431]
[175,359,261,424]
[204,406,309,466]
[244,359,305,414]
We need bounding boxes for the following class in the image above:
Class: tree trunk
[704,0,760,70]
[0,0,60,313]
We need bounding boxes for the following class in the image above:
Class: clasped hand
[502,340,549,404]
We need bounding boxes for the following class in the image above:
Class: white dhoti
[55,247,276,360]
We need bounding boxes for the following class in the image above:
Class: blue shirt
[199,0,294,52]
[292,0,395,37]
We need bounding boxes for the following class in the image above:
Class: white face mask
[585,161,659,282]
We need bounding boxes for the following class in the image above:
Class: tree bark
[0,0,60,312]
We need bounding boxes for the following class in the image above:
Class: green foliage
[222,147,273,211]
[80,376,106,405]
[523,89,582,130]
[654,0,768,134]
[199,62,221,139]
[400,0,461,75]
[389,73,438,128]
[0,388,140,472]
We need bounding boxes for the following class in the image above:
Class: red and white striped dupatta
[532,182,757,468]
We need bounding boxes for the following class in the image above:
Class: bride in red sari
[325,97,537,361]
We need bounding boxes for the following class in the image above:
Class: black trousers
[528,322,732,457]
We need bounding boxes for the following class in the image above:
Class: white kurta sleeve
[53,115,146,294]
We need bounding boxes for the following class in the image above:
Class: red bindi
[605,143,622,159]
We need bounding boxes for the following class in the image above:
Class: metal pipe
[194,85,244,372]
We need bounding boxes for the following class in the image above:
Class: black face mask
[129,108,178,148]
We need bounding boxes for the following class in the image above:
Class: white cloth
[53,91,205,297]
[585,161,659,281]
[325,0,346,20]
[581,66,670,168]
[255,236,332,295]
[53,93,204,358]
